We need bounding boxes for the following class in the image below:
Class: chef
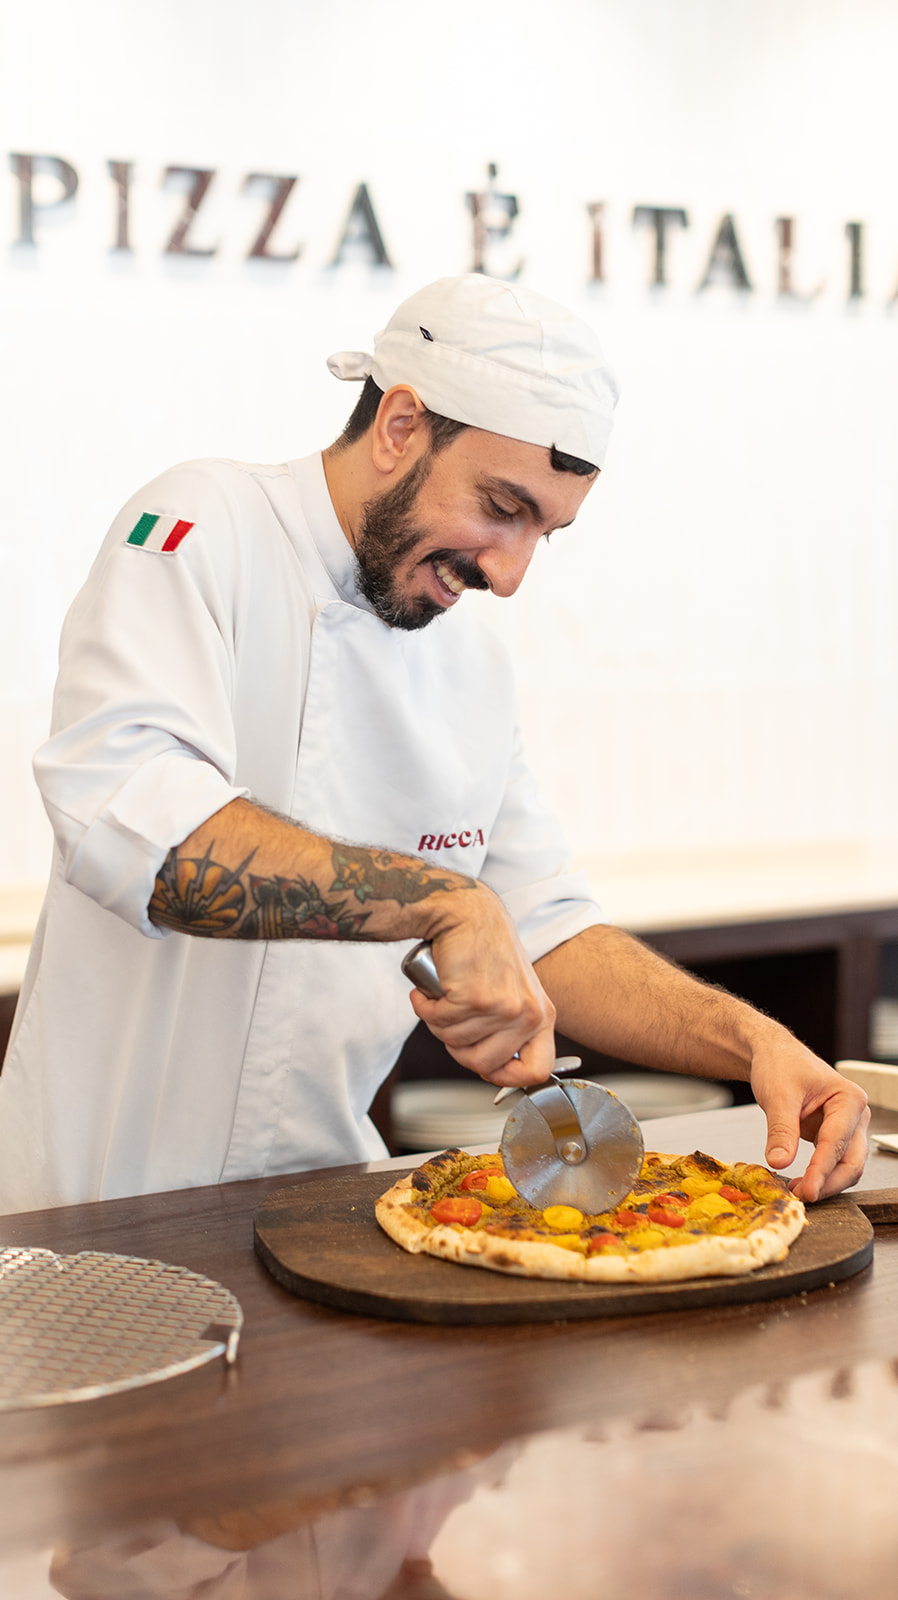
[0,275,868,1213]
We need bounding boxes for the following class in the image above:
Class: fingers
[752,1049,870,1202]
[407,911,558,1087]
[467,1025,559,1089]
[789,1098,871,1203]
[410,985,557,1087]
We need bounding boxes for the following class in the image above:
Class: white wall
[2,0,896,887]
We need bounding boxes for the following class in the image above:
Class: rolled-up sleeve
[35,467,251,937]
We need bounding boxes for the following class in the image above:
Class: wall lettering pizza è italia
[7,153,897,305]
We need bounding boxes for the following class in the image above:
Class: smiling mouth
[433,558,466,597]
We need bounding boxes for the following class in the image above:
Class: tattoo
[330,842,469,904]
[150,835,469,941]
[242,874,369,940]
[150,843,370,940]
[150,845,251,934]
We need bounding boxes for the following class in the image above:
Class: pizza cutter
[401,941,645,1212]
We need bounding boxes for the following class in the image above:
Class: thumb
[764,1115,799,1170]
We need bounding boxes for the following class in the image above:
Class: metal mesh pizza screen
[0,1246,243,1410]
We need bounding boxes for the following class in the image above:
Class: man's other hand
[750,1044,870,1203]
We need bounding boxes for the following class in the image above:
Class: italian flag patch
[125,512,195,553]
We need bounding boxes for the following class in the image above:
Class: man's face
[353,428,596,631]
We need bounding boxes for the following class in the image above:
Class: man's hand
[749,1043,870,1203]
[534,924,872,1202]
[154,800,559,1090]
[408,893,558,1089]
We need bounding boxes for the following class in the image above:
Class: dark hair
[336,375,597,474]
[549,445,597,477]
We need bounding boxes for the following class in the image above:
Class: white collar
[289,452,375,613]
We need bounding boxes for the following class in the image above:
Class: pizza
[375,1146,807,1283]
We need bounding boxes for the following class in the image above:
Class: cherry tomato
[431,1197,483,1227]
[655,1192,689,1208]
[615,1209,646,1230]
[647,1205,686,1229]
[719,1184,748,1205]
[587,1232,619,1253]
[460,1171,490,1191]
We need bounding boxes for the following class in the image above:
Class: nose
[476,533,542,598]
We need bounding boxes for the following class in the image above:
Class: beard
[353,453,489,631]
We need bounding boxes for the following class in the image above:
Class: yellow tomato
[542,1205,585,1232]
[687,1192,732,1220]
[679,1175,723,1199]
[485,1174,517,1204]
[629,1227,668,1250]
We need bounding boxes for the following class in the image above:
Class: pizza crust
[375,1150,807,1283]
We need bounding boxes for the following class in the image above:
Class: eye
[487,498,517,521]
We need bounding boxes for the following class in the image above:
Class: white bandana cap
[326,274,619,469]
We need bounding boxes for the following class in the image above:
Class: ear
[370,385,430,477]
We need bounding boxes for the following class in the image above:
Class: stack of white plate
[392,1072,733,1154]
[597,1071,733,1121]
[871,998,898,1061]
[393,1081,521,1154]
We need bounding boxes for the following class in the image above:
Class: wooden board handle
[851,1189,898,1225]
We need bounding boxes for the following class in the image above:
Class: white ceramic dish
[392,1073,732,1153]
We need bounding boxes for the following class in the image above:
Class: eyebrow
[482,476,576,531]
[482,476,545,522]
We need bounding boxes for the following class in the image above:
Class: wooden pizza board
[253,1169,877,1325]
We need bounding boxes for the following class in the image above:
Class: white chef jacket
[0,453,603,1213]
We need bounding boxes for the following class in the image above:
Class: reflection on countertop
[8,1356,898,1599]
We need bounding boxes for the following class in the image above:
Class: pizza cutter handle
[400,945,582,1130]
[401,941,444,1000]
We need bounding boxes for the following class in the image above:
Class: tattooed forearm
[330,842,474,905]
[242,875,370,940]
[149,833,471,940]
[149,845,253,934]
[150,843,372,940]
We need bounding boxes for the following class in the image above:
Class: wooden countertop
[0,1102,897,1592]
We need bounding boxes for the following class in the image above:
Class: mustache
[429,550,490,592]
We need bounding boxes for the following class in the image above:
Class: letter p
[10,153,79,246]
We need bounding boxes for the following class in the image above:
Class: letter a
[330,183,392,267]
[698,214,752,291]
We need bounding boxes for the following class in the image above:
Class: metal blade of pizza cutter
[400,941,645,1212]
[497,1077,644,1212]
